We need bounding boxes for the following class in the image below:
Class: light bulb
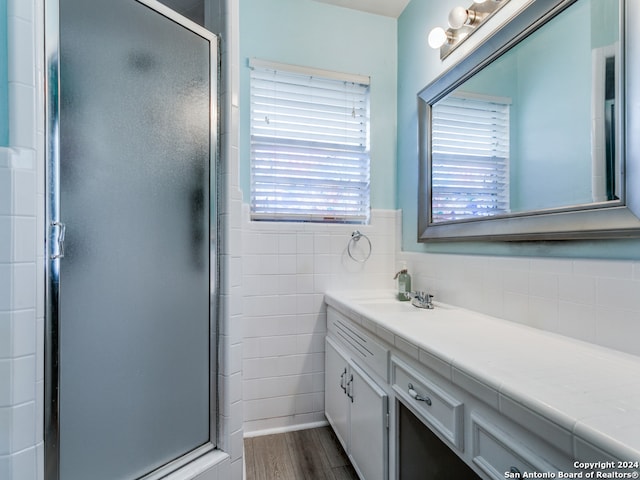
[428,27,449,49]
[448,6,469,29]
[473,0,488,3]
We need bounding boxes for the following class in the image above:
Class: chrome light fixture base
[434,0,511,60]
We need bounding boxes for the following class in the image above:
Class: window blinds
[431,95,510,223]
[250,61,371,223]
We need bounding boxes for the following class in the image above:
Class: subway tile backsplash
[398,251,640,357]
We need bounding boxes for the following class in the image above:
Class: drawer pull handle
[510,466,522,478]
[340,368,347,393]
[408,383,432,405]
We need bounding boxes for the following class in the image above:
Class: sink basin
[358,299,434,314]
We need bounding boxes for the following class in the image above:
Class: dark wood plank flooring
[245,426,360,480]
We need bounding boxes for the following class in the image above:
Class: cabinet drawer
[471,413,557,480]
[327,307,389,382]
[391,356,464,450]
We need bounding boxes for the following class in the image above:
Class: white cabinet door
[349,361,389,480]
[326,336,389,480]
[325,337,350,451]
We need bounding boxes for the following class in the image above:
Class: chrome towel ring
[347,230,372,263]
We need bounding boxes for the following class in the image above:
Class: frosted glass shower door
[51,0,217,479]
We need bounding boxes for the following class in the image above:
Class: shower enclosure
[44,0,219,478]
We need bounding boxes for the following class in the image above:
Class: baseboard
[243,420,329,438]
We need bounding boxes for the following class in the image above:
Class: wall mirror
[418,0,640,241]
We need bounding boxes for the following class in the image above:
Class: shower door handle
[50,221,66,259]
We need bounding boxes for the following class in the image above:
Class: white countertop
[324,290,640,463]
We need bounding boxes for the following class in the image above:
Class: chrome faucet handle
[412,291,432,301]
[410,291,434,309]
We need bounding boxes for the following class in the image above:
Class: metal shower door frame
[43,1,220,478]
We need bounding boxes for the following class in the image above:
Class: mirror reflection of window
[592,48,619,203]
[431,94,511,223]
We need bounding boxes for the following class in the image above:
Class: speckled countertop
[324,290,640,464]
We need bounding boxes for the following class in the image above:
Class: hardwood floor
[244,426,360,480]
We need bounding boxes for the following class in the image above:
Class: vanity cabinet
[325,336,389,480]
[324,293,639,480]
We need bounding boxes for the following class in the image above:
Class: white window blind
[250,60,371,223]
[431,94,510,223]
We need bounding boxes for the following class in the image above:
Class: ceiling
[312,0,410,18]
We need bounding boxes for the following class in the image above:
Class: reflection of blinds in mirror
[431,95,510,223]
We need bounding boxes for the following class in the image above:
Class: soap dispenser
[394,262,412,301]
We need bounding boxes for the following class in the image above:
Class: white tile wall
[241,208,398,434]
[399,250,640,357]
[1,2,42,478]
[214,0,244,476]
[0,147,40,480]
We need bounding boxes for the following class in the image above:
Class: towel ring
[347,230,372,263]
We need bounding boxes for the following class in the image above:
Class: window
[250,59,371,223]
[430,94,510,222]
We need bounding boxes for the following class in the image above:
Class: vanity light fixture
[427,27,452,49]
[428,0,510,60]
[448,6,480,30]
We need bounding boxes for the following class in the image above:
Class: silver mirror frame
[418,0,640,242]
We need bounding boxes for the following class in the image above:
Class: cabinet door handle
[408,383,432,405]
[346,374,354,403]
[340,368,347,393]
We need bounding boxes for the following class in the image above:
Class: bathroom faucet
[410,291,434,309]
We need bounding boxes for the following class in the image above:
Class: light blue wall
[239,0,397,210]
[397,0,640,259]
[397,0,448,249]
[0,0,8,146]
